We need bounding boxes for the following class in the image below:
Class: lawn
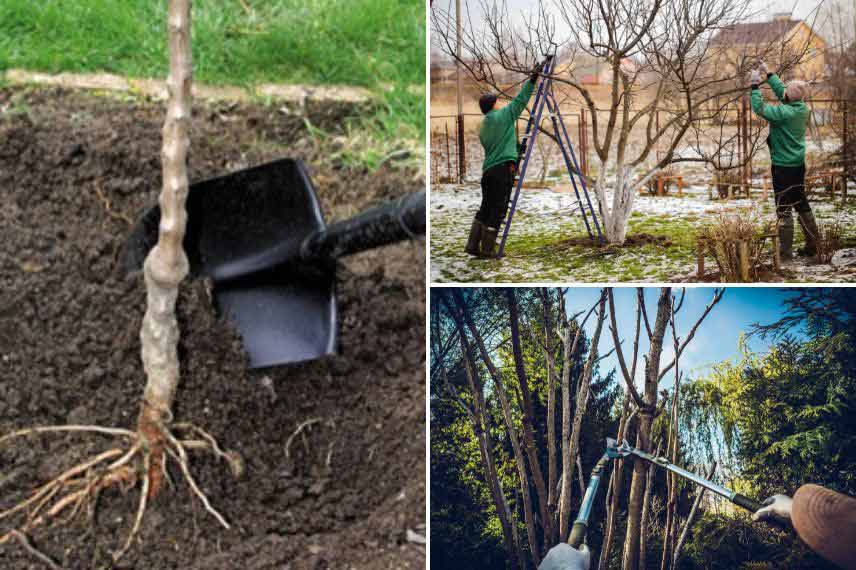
[0,0,425,153]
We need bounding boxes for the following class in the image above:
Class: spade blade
[213,262,337,368]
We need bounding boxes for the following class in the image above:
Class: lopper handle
[300,191,425,261]
[568,521,587,548]
[732,493,763,513]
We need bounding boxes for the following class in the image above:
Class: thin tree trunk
[507,289,552,546]
[622,288,671,570]
[598,392,632,570]
[138,0,193,497]
[560,291,608,542]
[672,463,717,568]
[540,288,559,544]
[639,440,663,570]
[452,290,541,566]
[456,321,523,569]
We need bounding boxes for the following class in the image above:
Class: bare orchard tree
[0,1,239,561]
[433,0,812,243]
[607,287,723,570]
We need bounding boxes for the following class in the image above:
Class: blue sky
[564,287,806,389]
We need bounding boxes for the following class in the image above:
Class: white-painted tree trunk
[138,0,192,494]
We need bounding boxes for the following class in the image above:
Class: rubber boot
[479,226,499,258]
[465,219,482,256]
[797,210,819,257]
[779,217,794,262]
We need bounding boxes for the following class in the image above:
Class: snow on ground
[430,181,856,283]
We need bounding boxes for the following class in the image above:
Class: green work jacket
[751,74,808,167]
[479,80,536,172]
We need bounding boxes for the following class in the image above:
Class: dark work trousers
[771,164,811,221]
[476,161,516,228]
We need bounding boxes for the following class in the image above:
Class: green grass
[0,0,425,150]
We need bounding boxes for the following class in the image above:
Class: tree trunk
[507,289,553,546]
[594,159,635,244]
[557,315,576,541]
[672,463,717,568]
[560,293,607,543]
[540,289,559,544]
[452,290,542,566]
[597,392,632,570]
[458,327,525,569]
[138,0,193,497]
[639,440,663,570]
[622,288,671,570]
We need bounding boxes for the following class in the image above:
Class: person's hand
[758,61,769,76]
[752,494,793,526]
[750,69,761,85]
[530,59,546,83]
[538,543,591,570]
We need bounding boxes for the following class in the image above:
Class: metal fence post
[843,101,849,202]
[445,123,451,181]
[457,114,466,183]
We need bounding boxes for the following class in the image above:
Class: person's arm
[792,484,856,570]
[767,73,787,102]
[751,86,798,123]
[498,80,536,123]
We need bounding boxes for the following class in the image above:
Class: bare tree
[607,287,723,570]
[438,294,525,569]
[451,289,543,565]
[432,0,815,244]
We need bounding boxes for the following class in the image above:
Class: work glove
[539,543,591,570]
[752,494,793,527]
[758,61,769,77]
[530,59,546,84]
[750,69,761,86]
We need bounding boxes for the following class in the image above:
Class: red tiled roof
[710,19,803,45]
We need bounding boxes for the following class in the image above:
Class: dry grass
[698,209,774,282]
[816,220,843,263]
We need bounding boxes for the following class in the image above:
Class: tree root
[0,422,240,562]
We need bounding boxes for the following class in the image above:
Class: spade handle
[300,191,425,261]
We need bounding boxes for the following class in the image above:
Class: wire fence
[430,98,856,203]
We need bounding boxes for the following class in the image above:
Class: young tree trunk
[451,290,542,566]
[540,288,559,544]
[560,292,606,543]
[639,440,663,570]
[138,0,193,496]
[622,288,672,570]
[507,289,553,545]
[597,393,632,570]
[672,463,717,568]
[458,326,525,569]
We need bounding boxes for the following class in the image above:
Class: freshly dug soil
[0,86,425,569]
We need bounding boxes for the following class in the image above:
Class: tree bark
[458,324,525,569]
[138,0,193,497]
[621,288,671,570]
[672,462,717,568]
[597,392,632,570]
[639,440,663,570]
[507,289,553,546]
[540,288,559,544]
[452,290,542,566]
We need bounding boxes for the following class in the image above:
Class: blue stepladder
[496,54,604,258]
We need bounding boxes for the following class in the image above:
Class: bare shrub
[711,169,743,199]
[698,210,774,281]
[816,220,843,263]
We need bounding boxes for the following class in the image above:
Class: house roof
[710,19,808,46]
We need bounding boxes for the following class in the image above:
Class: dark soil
[556,233,673,249]
[0,86,425,569]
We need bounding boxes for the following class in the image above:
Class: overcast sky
[432,0,841,58]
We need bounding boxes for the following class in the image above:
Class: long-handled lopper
[569,438,766,548]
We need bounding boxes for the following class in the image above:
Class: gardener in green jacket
[465,60,545,257]
[750,61,818,260]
